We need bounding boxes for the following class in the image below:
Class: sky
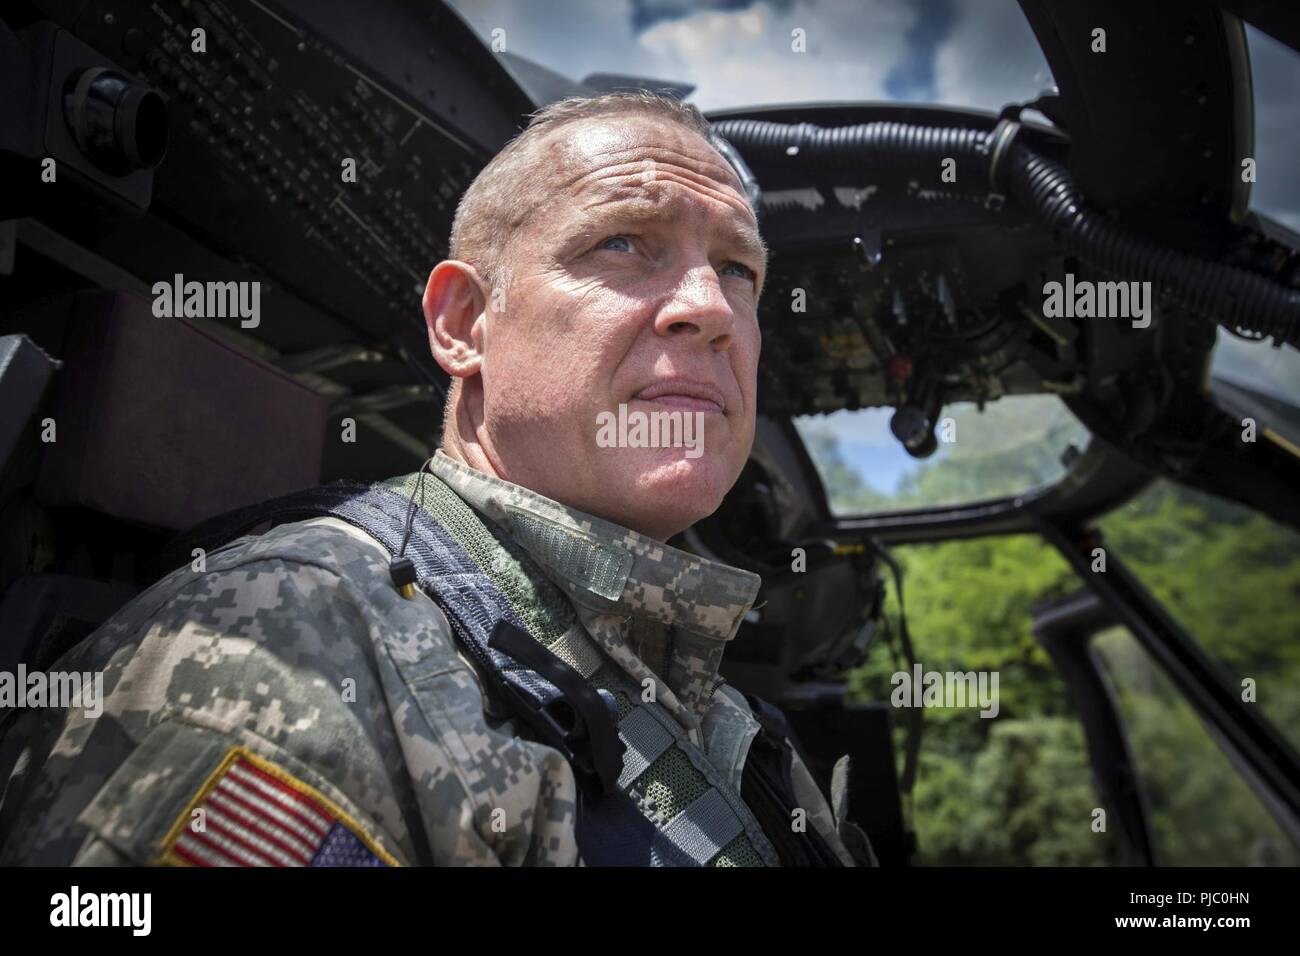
[1244,25,1300,234]
[444,1,1300,499]
[446,0,1054,112]
[798,406,926,495]
[445,0,1299,227]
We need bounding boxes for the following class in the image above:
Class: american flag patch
[159,747,398,867]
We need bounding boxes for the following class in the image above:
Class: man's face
[466,115,765,539]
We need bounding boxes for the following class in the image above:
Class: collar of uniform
[428,450,761,642]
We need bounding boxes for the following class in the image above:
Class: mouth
[633,379,726,414]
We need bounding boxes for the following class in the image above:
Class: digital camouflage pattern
[0,451,856,865]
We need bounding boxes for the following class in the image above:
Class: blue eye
[720,261,757,281]
[600,235,634,253]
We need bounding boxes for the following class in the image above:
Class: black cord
[399,458,432,554]
[868,538,922,798]
[390,455,434,596]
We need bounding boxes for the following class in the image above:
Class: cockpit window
[1209,330,1300,452]
[1098,479,1300,757]
[446,0,1055,113]
[1211,332,1300,408]
[1091,624,1299,865]
[1245,25,1300,233]
[795,395,1091,516]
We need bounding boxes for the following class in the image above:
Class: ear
[423,260,488,380]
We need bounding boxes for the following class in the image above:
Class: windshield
[1246,24,1300,232]
[1098,479,1300,760]
[1211,332,1300,407]
[446,0,1055,113]
[1209,330,1300,451]
[796,395,1091,516]
[1092,625,1299,865]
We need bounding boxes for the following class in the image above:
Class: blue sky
[447,0,1300,229]
[799,406,935,494]
[447,0,1054,112]
[1244,26,1300,233]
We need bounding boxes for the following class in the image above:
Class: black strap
[160,480,375,572]
[162,480,624,795]
[743,694,844,867]
[869,540,923,798]
[488,621,624,793]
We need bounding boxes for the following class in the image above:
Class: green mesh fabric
[383,472,574,648]
[589,668,635,721]
[634,747,763,866]
[590,667,767,866]
[636,747,709,821]
[713,832,764,867]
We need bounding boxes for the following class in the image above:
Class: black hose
[713,119,991,203]
[711,118,1300,348]
[1004,142,1300,345]
[712,119,988,171]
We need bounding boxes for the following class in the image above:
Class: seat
[35,290,331,531]
[0,290,331,669]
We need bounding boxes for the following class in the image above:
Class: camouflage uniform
[0,451,858,866]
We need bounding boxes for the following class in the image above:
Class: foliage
[1093,627,1300,866]
[825,413,1300,865]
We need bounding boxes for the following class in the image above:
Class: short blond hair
[448,91,736,293]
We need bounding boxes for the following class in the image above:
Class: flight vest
[167,471,845,867]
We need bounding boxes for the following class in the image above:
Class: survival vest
[165,469,845,867]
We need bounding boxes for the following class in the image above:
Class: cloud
[604,0,923,111]
[812,407,898,447]
[443,0,1299,232]
[629,0,785,33]
[628,0,1052,112]
[932,0,1054,111]
[445,0,660,90]
[446,0,1063,114]
[1245,25,1300,232]
[446,0,1060,113]
[884,0,956,102]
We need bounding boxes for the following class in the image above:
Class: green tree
[835,429,1300,864]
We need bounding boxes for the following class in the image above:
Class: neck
[439,390,682,543]
[441,384,506,480]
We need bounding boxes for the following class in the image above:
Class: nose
[653,263,736,351]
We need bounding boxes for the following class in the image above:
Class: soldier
[0,92,873,867]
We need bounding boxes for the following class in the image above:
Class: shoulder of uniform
[231,513,444,618]
[199,515,392,583]
[110,515,409,641]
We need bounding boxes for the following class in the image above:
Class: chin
[620,449,736,536]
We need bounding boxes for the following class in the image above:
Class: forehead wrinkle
[561,135,738,180]
[518,118,753,244]
[569,148,744,206]
[595,141,741,190]
[572,164,758,236]
[529,121,764,269]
